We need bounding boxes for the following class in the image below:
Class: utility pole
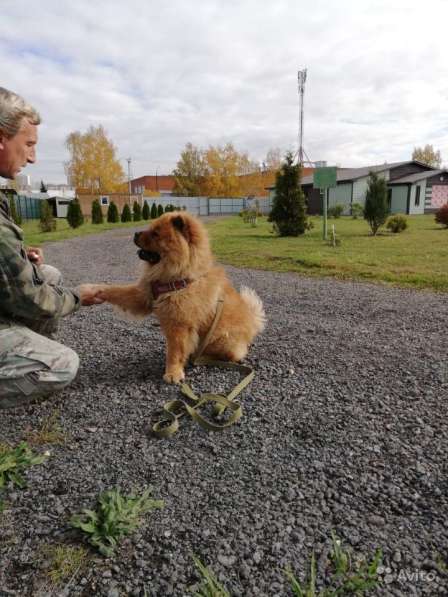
[297,69,307,167]
[127,158,132,197]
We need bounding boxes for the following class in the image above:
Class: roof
[388,169,448,184]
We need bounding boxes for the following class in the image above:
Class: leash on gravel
[152,298,255,438]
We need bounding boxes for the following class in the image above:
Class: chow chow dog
[81,212,265,383]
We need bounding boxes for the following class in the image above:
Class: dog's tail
[240,286,266,335]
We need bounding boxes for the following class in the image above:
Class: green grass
[21,213,448,292]
[21,218,148,247]
[207,214,448,292]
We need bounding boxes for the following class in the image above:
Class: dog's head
[134,212,212,278]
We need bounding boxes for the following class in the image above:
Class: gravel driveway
[1,224,447,596]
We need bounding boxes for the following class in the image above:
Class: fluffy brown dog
[81,212,265,383]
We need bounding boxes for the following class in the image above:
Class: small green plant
[327,204,344,218]
[39,199,57,232]
[192,556,230,597]
[70,487,163,556]
[25,409,66,445]
[386,214,408,233]
[107,201,119,223]
[435,203,448,228]
[42,544,90,587]
[351,202,363,219]
[133,201,142,221]
[0,441,47,489]
[142,201,150,220]
[286,531,382,596]
[67,199,84,229]
[150,202,158,219]
[121,203,132,222]
[91,199,103,224]
[157,203,164,217]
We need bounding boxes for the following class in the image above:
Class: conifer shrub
[107,201,119,223]
[91,199,103,224]
[67,199,84,229]
[150,203,158,219]
[121,204,132,222]
[435,203,448,228]
[269,151,308,236]
[364,172,389,235]
[386,214,408,233]
[39,199,56,232]
[142,201,150,220]
[157,204,164,217]
[8,196,22,226]
[133,201,142,221]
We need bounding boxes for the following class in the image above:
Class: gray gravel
[1,224,448,596]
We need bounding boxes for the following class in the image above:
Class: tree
[67,199,84,229]
[107,201,119,223]
[65,125,125,193]
[142,201,150,220]
[91,199,103,224]
[157,204,164,217]
[202,143,249,197]
[150,202,158,219]
[363,171,389,235]
[39,200,56,232]
[435,203,448,228]
[121,203,132,222]
[40,180,47,193]
[412,145,442,168]
[269,152,307,236]
[8,196,21,226]
[133,201,142,221]
[172,143,207,196]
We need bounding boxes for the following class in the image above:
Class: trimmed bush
[39,200,56,232]
[150,203,158,219]
[435,203,448,228]
[351,202,363,219]
[133,201,142,221]
[91,199,103,224]
[107,201,119,223]
[142,201,150,220]
[364,171,389,235]
[386,214,408,233]
[328,204,344,218]
[157,204,164,217]
[67,199,84,229]
[121,204,132,222]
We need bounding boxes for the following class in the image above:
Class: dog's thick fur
[81,212,265,383]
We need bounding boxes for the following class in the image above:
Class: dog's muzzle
[137,249,161,264]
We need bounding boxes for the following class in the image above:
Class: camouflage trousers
[0,265,79,409]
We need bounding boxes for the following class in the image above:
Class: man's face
[0,118,38,179]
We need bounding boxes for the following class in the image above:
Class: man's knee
[0,327,79,409]
[39,264,63,286]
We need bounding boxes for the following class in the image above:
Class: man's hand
[78,284,106,306]
[26,246,44,265]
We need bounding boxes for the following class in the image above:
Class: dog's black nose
[134,232,141,245]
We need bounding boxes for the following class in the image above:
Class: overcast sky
[3,0,448,185]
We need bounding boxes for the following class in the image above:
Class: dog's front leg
[163,326,195,384]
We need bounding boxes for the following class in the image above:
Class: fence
[143,196,272,217]
[13,195,42,221]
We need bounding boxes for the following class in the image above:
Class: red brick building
[131,175,175,195]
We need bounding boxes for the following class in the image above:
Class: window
[100,196,109,206]
[415,186,421,207]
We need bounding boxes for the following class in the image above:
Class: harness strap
[152,298,255,438]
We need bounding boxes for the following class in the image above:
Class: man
[0,87,103,409]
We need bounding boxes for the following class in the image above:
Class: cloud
[2,0,448,184]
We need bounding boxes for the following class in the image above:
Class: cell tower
[297,68,307,166]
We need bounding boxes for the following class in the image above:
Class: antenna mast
[297,68,307,166]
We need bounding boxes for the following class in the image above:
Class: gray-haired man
[0,87,103,409]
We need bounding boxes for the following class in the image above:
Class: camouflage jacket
[0,192,80,330]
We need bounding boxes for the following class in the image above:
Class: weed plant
[71,487,164,556]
